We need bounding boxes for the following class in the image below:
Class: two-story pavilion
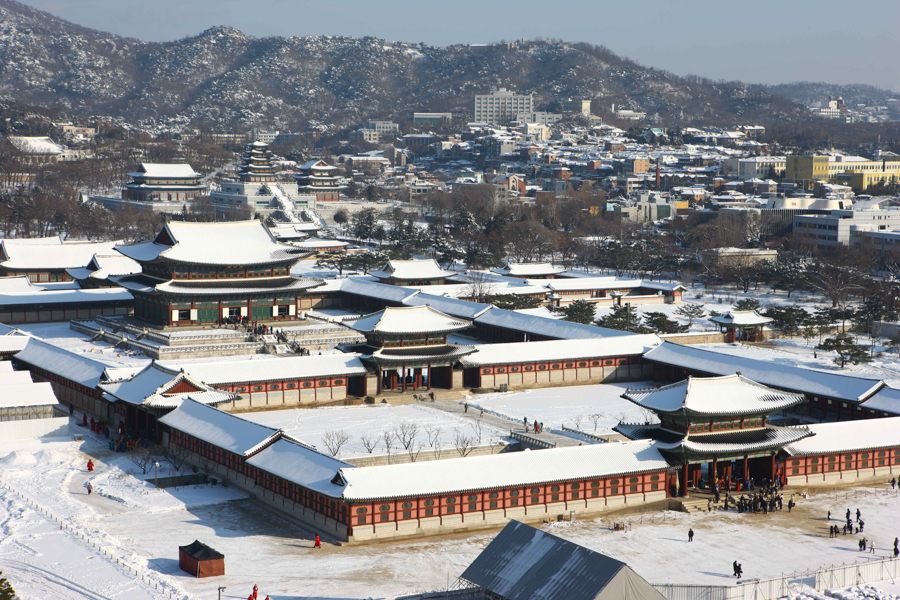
[617,374,811,496]
[369,259,455,286]
[346,305,477,393]
[122,163,206,204]
[113,221,322,327]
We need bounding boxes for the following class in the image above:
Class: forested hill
[0,0,819,133]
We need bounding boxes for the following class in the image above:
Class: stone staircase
[675,491,727,514]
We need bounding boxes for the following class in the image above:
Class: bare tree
[164,444,191,472]
[453,428,475,458]
[638,407,656,425]
[322,430,352,457]
[407,441,424,462]
[395,422,420,453]
[360,432,380,454]
[470,419,484,444]
[127,445,156,475]
[588,413,605,432]
[571,414,584,431]
[462,270,494,303]
[425,425,444,460]
[381,430,396,464]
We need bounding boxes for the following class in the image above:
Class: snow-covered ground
[240,403,508,459]
[465,381,657,433]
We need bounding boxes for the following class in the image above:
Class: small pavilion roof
[492,261,566,277]
[368,344,477,366]
[99,362,238,409]
[369,258,455,281]
[347,305,472,336]
[112,275,322,296]
[127,163,200,179]
[116,221,308,266]
[709,310,772,327]
[622,374,804,417]
[655,426,813,461]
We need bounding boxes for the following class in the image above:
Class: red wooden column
[376,370,383,395]
[414,369,422,389]
[743,456,749,489]
[426,365,431,390]
[680,463,689,497]
[401,367,407,393]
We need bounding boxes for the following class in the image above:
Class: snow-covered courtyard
[465,381,658,433]
[239,402,509,459]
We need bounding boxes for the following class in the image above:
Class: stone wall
[477,363,653,391]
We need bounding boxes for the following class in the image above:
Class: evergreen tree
[0,570,15,600]
[816,332,871,368]
[595,304,651,333]
[643,311,689,334]
[675,302,706,327]
[763,306,809,337]
[333,209,348,225]
[550,300,596,325]
[733,298,761,312]
[488,294,543,310]
[350,207,377,240]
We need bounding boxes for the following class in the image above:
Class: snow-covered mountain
[0,0,808,131]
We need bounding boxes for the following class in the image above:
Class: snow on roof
[8,136,63,155]
[493,262,566,277]
[543,277,685,293]
[782,417,900,456]
[245,437,352,497]
[643,342,883,403]
[128,163,200,178]
[0,381,59,409]
[158,398,280,456]
[0,285,133,307]
[116,221,308,266]
[859,386,900,415]
[709,310,773,327]
[98,362,234,407]
[338,277,422,303]
[338,439,671,502]
[164,353,369,385]
[0,370,34,385]
[460,336,659,367]
[403,293,493,320]
[0,276,38,293]
[0,335,28,354]
[474,308,633,340]
[0,236,63,248]
[12,337,108,388]
[623,374,803,416]
[299,160,337,171]
[370,259,454,281]
[67,254,142,281]
[0,240,120,270]
[348,306,471,335]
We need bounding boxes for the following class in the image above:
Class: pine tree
[0,570,16,600]
[642,311,689,334]
[595,304,651,333]
[550,300,596,324]
[816,333,871,368]
[675,302,706,327]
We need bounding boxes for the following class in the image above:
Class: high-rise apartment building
[474,88,534,124]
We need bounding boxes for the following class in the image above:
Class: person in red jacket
[314,534,321,548]
[253,584,258,598]
[87,460,94,472]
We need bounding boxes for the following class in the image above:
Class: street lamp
[218,586,226,600]
[154,461,160,488]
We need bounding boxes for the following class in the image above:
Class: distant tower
[656,161,661,188]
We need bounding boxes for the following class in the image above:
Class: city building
[793,209,900,247]
[785,154,900,191]
[736,156,786,180]
[514,112,562,125]
[211,142,315,218]
[563,98,592,115]
[474,88,534,124]
[413,112,452,126]
[349,128,380,143]
[294,159,346,202]
[121,163,206,204]
[113,220,322,327]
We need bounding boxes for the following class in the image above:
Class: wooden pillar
[414,368,422,390]
[743,456,749,489]
[680,463,689,497]
[376,370,382,395]
[712,458,718,482]
[770,454,777,482]
[401,366,407,393]
[426,365,431,390]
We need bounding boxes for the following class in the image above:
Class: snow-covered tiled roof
[338,439,671,502]
[116,221,308,266]
[127,163,200,178]
[0,240,120,270]
[245,437,353,497]
[8,136,63,155]
[643,342,883,403]
[336,277,422,303]
[0,284,133,306]
[623,374,804,416]
[659,426,812,458]
[98,362,236,407]
[0,370,34,385]
[164,353,369,385]
[782,417,900,456]
[12,338,108,388]
[112,276,322,296]
[0,381,59,409]
[709,310,773,327]
[403,293,493,320]
[158,398,280,456]
[460,336,659,366]
[348,306,471,335]
[543,278,685,292]
[493,262,566,277]
[475,308,633,340]
[859,386,900,415]
[370,258,455,281]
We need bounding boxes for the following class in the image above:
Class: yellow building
[785,154,900,191]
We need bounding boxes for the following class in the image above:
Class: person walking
[87,459,94,472]
[688,528,694,542]
[856,508,861,522]
[464,402,468,413]
[314,534,321,549]
[708,499,712,512]
[86,482,93,495]
[733,561,739,577]
[827,510,831,521]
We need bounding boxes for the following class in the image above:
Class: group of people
[732,561,744,579]
[735,491,787,514]
[523,417,544,434]
[247,584,270,600]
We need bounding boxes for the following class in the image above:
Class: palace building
[294,159,345,201]
[617,374,812,495]
[113,220,323,327]
[370,259,455,286]
[346,305,477,394]
[122,163,206,204]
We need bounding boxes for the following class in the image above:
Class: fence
[653,557,900,600]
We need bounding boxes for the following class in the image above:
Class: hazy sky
[19,0,900,90]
